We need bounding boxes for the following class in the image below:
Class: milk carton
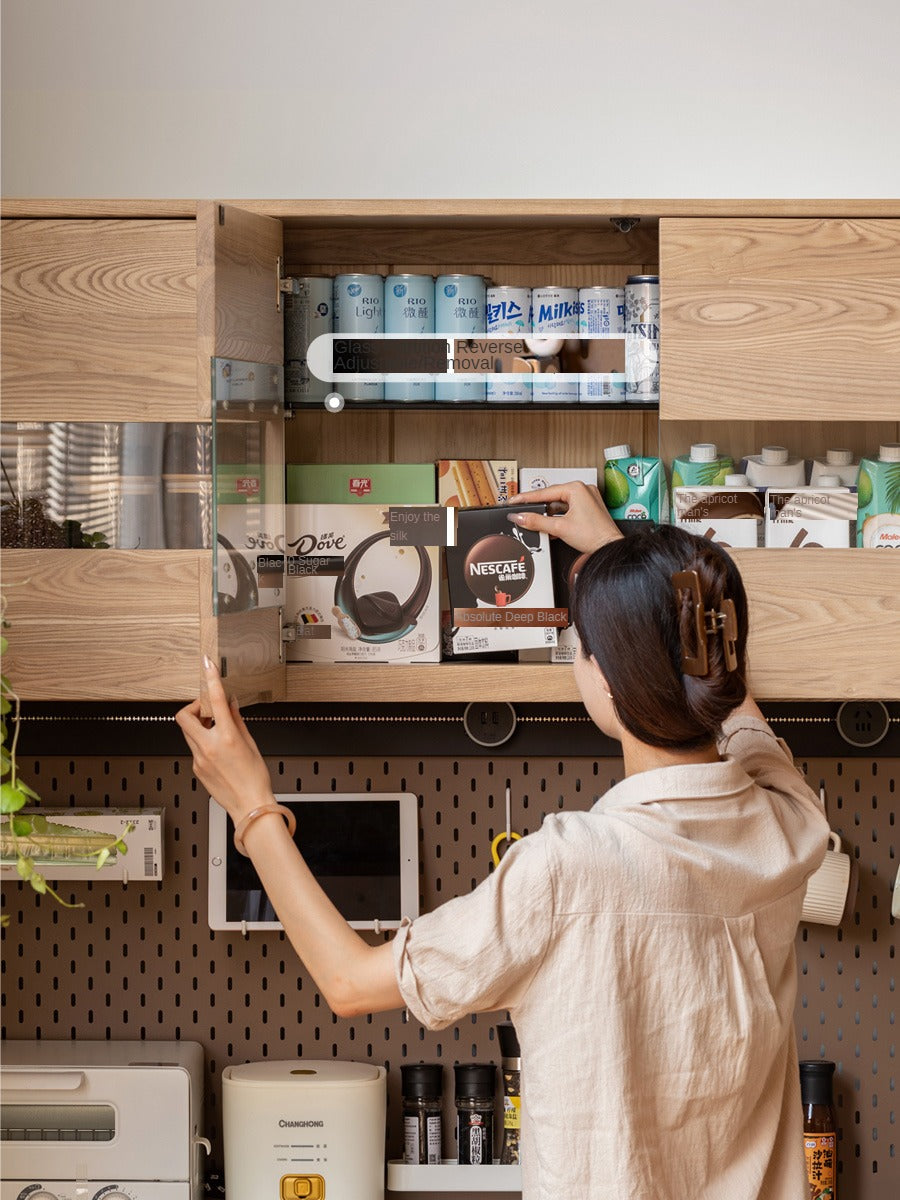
[743,445,806,488]
[809,448,859,488]
[857,443,900,548]
[765,484,855,548]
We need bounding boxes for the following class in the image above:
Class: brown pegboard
[1,752,896,1196]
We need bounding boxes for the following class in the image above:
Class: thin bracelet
[233,803,297,856]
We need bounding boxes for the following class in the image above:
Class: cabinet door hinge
[276,256,300,312]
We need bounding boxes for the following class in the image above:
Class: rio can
[385,273,435,403]
[486,286,532,405]
[579,285,626,403]
[333,273,385,402]
[285,276,333,406]
[435,274,486,402]
[532,285,579,403]
[624,274,660,402]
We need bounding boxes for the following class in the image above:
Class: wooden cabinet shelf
[2,199,898,703]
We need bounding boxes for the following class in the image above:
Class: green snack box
[286,463,436,504]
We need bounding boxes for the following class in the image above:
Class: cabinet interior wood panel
[661,218,900,422]
[0,219,197,421]
[658,418,900,464]
[733,549,900,699]
[2,551,202,700]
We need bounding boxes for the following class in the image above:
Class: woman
[177,482,829,1199]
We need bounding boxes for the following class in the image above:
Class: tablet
[208,792,419,932]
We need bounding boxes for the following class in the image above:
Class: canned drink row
[285,274,657,405]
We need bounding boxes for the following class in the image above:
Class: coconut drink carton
[856,443,900,548]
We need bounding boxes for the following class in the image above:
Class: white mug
[801,831,855,926]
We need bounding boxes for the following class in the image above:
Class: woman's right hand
[508,481,623,554]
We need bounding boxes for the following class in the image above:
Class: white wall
[2,0,899,199]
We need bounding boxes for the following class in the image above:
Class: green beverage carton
[671,443,734,487]
[857,443,900,548]
[603,444,665,522]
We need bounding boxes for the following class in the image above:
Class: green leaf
[11,814,34,836]
[19,781,40,802]
[0,635,7,655]
[31,814,48,834]
[28,871,47,895]
[16,855,33,881]
[95,847,111,870]
[0,694,10,715]
[0,782,28,814]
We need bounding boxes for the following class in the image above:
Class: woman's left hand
[175,658,274,823]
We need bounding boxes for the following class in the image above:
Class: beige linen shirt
[393,716,830,1199]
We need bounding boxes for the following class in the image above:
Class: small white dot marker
[324,392,345,412]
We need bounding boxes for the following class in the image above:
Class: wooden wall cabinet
[2,200,898,701]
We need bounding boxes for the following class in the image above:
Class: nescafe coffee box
[444,503,565,655]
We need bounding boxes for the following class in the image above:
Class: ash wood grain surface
[1,219,197,421]
[2,550,202,699]
[733,549,900,699]
[196,201,284,418]
[661,218,900,422]
[5,198,900,221]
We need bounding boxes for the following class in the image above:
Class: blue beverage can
[435,274,486,402]
[385,274,435,402]
[285,276,333,405]
[532,286,578,403]
[578,286,626,403]
[624,275,660,402]
[333,273,384,402]
[486,286,532,404]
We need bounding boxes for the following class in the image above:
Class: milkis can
[285,276,333,406]
[625,274,660,402]
[578,286,626,403]
[385,273,435,403]
[486,286,532,405]
[532,285,579,403]
[333,273,385,402]
[435,274,486,403]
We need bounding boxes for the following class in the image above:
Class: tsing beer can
[333,273,385,402]
[486,286,532,404]
[624,275,660,402]
[578,285,626,403]
[435,274,486,402]
[532,285,579,403]
[285,276,333,405]
[385,274,435,402]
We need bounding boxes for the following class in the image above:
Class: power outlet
[463,702,517,748]
[835,700,891,749]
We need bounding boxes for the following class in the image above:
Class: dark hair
[572,526,748,750]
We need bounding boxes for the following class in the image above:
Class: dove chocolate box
[444,503,564,655]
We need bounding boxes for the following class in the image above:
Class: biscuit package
[438,460,518,507]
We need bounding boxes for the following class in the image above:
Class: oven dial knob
[21,1193,57,1200]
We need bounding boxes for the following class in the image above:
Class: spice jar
[401,1063,443,1165]
[800,1060,838,1199]
[497,1022,521,1164]
[454,1063,496,1165]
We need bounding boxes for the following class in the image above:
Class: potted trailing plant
[1,600,129,929]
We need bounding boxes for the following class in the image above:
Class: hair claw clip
[672,570,739,676]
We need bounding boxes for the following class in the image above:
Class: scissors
[491,786,522,867]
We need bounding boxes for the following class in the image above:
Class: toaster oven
[0,1040,209,1200]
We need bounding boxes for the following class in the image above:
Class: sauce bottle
[799,1059,838,1199]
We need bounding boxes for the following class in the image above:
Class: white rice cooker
[222,1059,387,1199]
